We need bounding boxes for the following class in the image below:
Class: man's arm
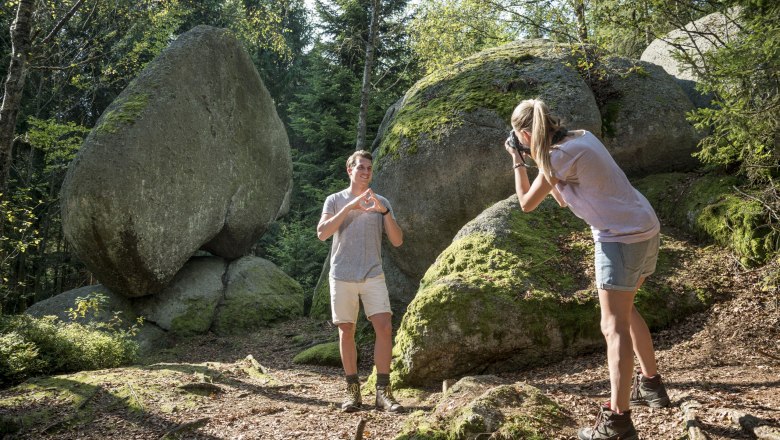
[382,212,403,247]
[317,191,367,241]
[366,190,402,247]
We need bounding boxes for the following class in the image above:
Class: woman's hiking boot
[578,404,638,440]
[630,369,671,408]
[341,382,362,412]
[375,385,403,412]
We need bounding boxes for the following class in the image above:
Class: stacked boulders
[34,26,303,349]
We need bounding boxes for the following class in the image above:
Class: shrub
[0,314,139,387]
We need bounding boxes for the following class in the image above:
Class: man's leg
[362,276,402,412]
[598,288,637,413]
[330,276,362,412]
[338,323,358,375]
[370,312,392,374]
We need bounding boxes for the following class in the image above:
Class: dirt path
[2,264,778,439]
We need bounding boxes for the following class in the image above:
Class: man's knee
[370,313,393,337]
[338,322,356,338]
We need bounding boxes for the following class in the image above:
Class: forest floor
[1,250,779,439]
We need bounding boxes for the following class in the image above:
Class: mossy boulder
[598,57,700,175]
[391,195,724,386]
[292,341,341,367]
[212,256,303,335]
[371,39,602,304]
[60,25,292,297]
[635,173,775,265]
[395,375,576,440]
[370,39,703,311]
[133,257,227,336]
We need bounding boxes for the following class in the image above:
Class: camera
[507,131,531,154]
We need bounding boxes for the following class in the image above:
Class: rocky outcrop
[26,257,303,351]
[395,376,576,439]
[368,39,700,309]
[60,25,292,297]
[370,40,602,303]
[635,172,775,265]
[390,196,724,386]
[598,57,701,175]
[640,11,741,108]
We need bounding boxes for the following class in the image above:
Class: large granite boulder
[60,25,292,297]
[370,39,602,303]
[640,11,740,108]
[598,57,700,175]
[395,376,576,440]
[212,256,304,335]
[390,196,725,386]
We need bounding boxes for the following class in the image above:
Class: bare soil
[2,254,779,440]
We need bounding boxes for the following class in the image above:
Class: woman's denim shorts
[595,233,660,291]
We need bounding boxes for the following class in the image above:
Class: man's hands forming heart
[350,189,386,214]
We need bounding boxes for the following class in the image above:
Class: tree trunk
[573,0,588,43]
[0,0,35,194]
[355,0,380,151]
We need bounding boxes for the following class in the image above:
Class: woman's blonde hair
[510,98,566,182]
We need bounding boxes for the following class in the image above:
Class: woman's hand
[505,139,530,167]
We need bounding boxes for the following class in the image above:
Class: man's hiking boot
[375,385,403,412]
[578,404,638,440]
[341,382,362,412]
[630,369,670,408]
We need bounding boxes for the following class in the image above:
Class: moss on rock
[635,173,775,265]
[292,341,341,367]
[391,195,725,387]
[213,257,304,335]
[395,376,575,439]
[94,93,150,134]
[375,40,577,163]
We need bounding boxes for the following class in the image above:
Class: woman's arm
[514,167,557,212]
[550,185,567,208]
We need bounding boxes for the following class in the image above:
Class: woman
[506,98,670,440]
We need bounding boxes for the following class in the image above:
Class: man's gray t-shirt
[322,189,394,281]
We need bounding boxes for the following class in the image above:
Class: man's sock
[376,373,390,389]
[346,374,359,385]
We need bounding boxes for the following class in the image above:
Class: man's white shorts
[329,274,392,324]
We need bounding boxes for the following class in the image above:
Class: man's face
[348,157,373,186]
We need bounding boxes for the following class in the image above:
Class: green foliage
[25,118,90,175]
[1,117,90,313]
[408,0,515,74]
[265,219,328,291]
[0,189,42,313]
[0,314,139,387]
[689,3,780,184]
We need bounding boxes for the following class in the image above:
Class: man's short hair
[346,150,373,169]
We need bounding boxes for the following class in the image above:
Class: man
[317,150,404,413]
